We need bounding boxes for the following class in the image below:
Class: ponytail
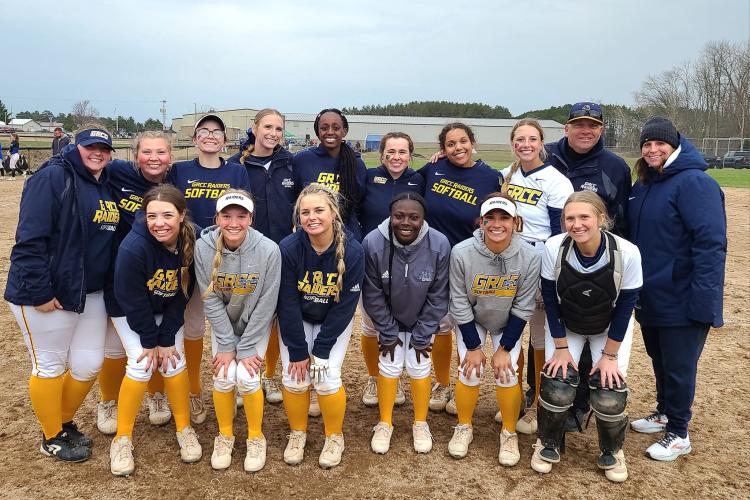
[201,231,225,299]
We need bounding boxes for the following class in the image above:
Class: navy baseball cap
[567,102,603,125]
[75,128,114,150]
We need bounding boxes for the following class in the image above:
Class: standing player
[6,132,20,179]
[277,184,364,469]
[5,126,119,462]
[168,114,252,424]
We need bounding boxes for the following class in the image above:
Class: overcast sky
[5,0,749,124]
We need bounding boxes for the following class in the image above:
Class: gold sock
[164,370,191,432]
[243,390,265,439]
[60,372,95,422]
[361,335,380,377]
[317,387,346,436]
[410,376,431,423]
[377,375,398,426]
[29,375,64,439]
[115,377,148,438]
[264,323,281,378]
[183,338,204,395]
[496,385,523,433]
[212,389,236,437]
[454,381,479,426]
[98,357,127,402]
[431,334,453,387]
[147,369,165,394]
[533,348,545,406]
[282,387,310,432]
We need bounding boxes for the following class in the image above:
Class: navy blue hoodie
[108,159,162,241]
[361,165,424,236]
[114,214,194,348]
[277,228,364,362]
[628,137,726,328]
[5,145,118,312]
[228,146,296,244]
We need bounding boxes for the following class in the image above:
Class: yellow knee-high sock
[454,381,480,426]
[282,387,310,432]
[410,376,431,423]
[212,389,236,437]
[533,349,545,407]
[432,334,452,387]
[243,390,265,439]
[29,375,64,439]
[163,371,191,432]
[516,346,525,390]
[183,338,204,395]
[147,370,165,394]
[264,325,281,378]
[496,385,523,433]
[317,387,346,436]
[377,375,398,426]
[98,357,127,402]
[115,377,148,439]
[361,335,380,377]
[61,372,96,423]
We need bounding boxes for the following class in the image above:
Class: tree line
[342,101,512,119]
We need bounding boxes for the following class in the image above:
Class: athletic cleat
[62,421,92,448]
[308,388,321,417]
[189,393,207,425]
[646,431,692,461]
[429,383,451,412]
[494,410,503,424]
[96,400,118,435]
[602,449,628,482]
[412,421,433,453]
[362,376,378,407]
[176,427,202,463]
[283,430,307,465]
[447,424,473,459]
[263,377,283,404]
[631,412,668,434]
[530,439,553,473]
[110,435,135,476]
[147,392,171,426]
[244,436,267,472]
[395,379,406,406]
[370,422,393,454]
[516,407,538,435]
[319,434,345,469]
[40,431,91,462]
[210,434,235,470]
[498,429,520,467]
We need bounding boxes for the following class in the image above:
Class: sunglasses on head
[569,107,603,120]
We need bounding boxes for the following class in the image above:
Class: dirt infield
[0,181,747,499]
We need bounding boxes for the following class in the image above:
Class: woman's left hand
[239,354,264,377]
[158,345,181,373]
[491,348,514,384]
[591,356,625,389]
[213,351,236,378]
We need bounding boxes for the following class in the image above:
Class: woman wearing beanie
[627,116,726,461]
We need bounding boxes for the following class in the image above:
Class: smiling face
[217,206,252,250]
[298,194,334,240]
[564,119,603,154]
[146,199,184,249]
[390,199,424,245]
[382,137,411,178]
[316,112,347,154]
[512,124,544,166]
[253,113,284,154]
[442,128,474,168]
[481,209,515,251]
[77,143,112,180]
[193,119,226,154]
[641,140,676,169]
[136,137,171,183]
[564,201,604,247]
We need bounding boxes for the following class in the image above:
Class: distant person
[355,141,362,153]
[52,127,71,156]
[7,133,20,179]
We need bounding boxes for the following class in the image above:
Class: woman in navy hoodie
[628,116,726,462]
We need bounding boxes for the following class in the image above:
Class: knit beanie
[640,116,680,149]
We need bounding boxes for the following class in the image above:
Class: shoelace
[189,396,203,412]
[414,424,432,440]
[373,423,391,435]
[644,412,663,422]
[501,434,517,453]
[180,429,200,448]
[215,436,234,455]
[453,424,471,438]
[154,394,169,413]
[323,437,342,454]
[433,385,448,399]
[115,438,133,461]
[102,403,116,420]
[287,433,305,450]
[657,432,680,448]
[247,439,263,457]
[365,379,378,396]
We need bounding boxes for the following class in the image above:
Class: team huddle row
[4,104,726,484]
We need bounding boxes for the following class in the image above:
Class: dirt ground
[0,181,747,500]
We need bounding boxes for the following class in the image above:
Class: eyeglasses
[569,107,603,121]
[195,128,226,140]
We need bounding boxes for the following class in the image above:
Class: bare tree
[72,100,100,129]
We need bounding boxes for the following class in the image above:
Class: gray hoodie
[361,218,450,349]
[450,229,540,348]
[195,226,281,359]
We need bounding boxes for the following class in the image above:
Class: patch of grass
[705,168,750,188]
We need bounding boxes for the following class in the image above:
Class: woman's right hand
[35,298,63,312]
[544,346,577,379]
[213,351,236,378]
[288,359,310,385]
[137,347,158,373]
[461,348,486,380]
[428,151,445,163]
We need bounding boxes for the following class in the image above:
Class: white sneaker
[412,421,433,453]
[97,400,118,435]
[176,427,202,463]
[210,434,235,470]
[244,436,267,472]
[395,379,406,406]
[189,393,207,425]
[147,392,171,426]
[498,429,520,467]
[447,424,473,459]
[362,376,378,407]
[283,430,307,465]
[494,410,503,424]
[631,412,668,434]
[445,393,457,415]
[236,394,244,408]
[110,435,134,476]
[603,449,628,482]
[646,432,692,461]
[308,388,321,417]
[263,377,283,404]
[531,439,553,473]
[429,383,450,412]
[370,422,393,454]
[516,407,538,435]
[319,434,345,469]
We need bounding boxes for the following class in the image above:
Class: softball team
[194,190,281,472]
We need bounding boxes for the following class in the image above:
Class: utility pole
[160,100,167,131]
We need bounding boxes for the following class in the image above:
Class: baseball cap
[194,113,226,133]
[567,102,603,125]
[75,128,114,150]
[216,192,254,213]
[480,197,516,217]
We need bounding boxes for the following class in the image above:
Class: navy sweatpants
[641,324,709,438]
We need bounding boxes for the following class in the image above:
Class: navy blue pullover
[277,229,364,361]
[361,166,424,236]
[108,159,162,241]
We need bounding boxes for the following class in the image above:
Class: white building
[9,118,43,132]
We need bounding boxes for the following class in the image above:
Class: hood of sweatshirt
[377,217,430,249]
[647,136,707,183]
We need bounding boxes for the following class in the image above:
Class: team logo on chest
[93,200,120,230]
[506,184,542,205]
[298,270,339,301]
[282,178,294,189]
[215,272,259,295]
[470,273,520,297]
[316,172,340,192]
[147,268,179,297]
[184,181,230,199]
[580,182,598,193]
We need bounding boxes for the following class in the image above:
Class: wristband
[555,345,568,350]
[601,349,618,360]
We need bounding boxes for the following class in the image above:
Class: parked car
[722,151,750,168]
[703,153,723,168]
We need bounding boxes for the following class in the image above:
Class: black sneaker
[40,431,92,462]
[62,421,93,448]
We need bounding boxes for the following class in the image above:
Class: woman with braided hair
[277,183,364,469]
